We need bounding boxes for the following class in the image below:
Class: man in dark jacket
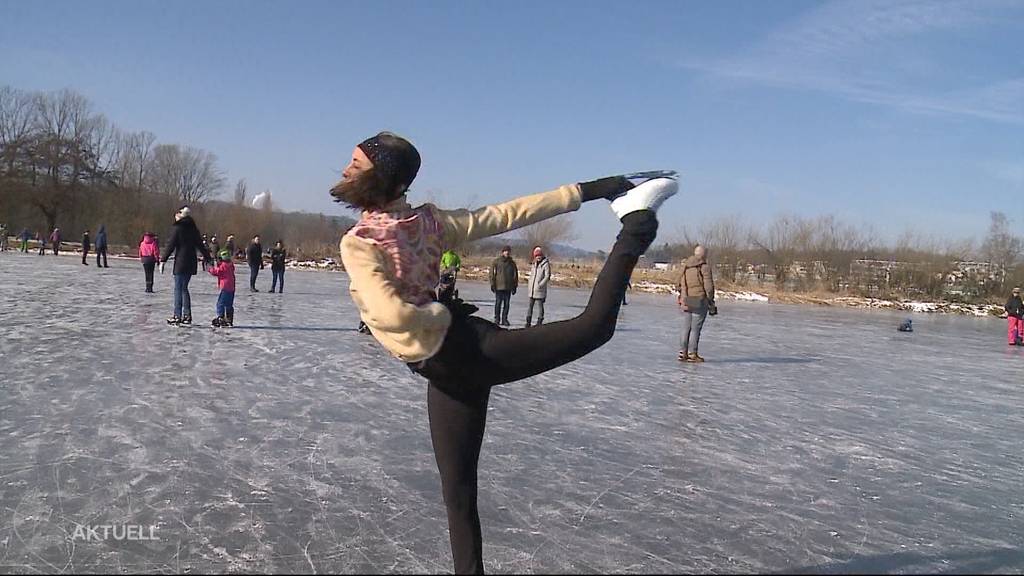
[489,245,518,326]
[1006,287,1024,345]
[95,225,109,267]
[160,206,213,324]
[247,235,264,292]
[81,230,91,265]
[269,240,287,293]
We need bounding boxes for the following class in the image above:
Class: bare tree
[149,143,225,205]
[980,211,1022,289]
[516,214,577,255]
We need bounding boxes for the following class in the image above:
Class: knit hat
[178,206,191,218]
[357,132,421,192]
[533,246,543,258]
[218,250,231,261]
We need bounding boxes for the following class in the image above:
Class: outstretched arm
[433,184,582,247]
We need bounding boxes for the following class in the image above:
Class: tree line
[0,86,352,256]
[642,211,1022,302]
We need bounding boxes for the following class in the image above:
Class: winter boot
[678,350,688,362]
[688,352,705,363]
[225,310,234,327]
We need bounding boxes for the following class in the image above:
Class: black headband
[357,132,421,192]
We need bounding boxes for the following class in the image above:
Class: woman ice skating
[160,206,213,325]
[139,232,160,292]
[269,240,286,293]
[208,250,236,327]
[334,131,677,574]
[677,244,716,363]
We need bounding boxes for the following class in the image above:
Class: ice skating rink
[1,252,1022,573]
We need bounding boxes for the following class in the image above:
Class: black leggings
[413,211,658,574]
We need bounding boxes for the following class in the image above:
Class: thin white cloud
[683,0,1024,124]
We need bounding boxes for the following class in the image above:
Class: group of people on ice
[154,206,288,326]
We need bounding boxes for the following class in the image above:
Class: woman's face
[342,146,373,180]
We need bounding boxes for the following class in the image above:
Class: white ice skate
[610,175,679,219]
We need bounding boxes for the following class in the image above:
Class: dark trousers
[271,269,284,292]
[493,290,511,323]
[142,257,156,292]
[81,248,89,264]
[96,247,108,267]
[249,264,260,290]
[412,211,657,574]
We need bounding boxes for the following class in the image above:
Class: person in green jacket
[440,249,461,272]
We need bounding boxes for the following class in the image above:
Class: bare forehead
[352,146,371,164]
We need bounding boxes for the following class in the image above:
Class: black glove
[443,297,478,318]
[708,301,718,316]
[579,176,635,202]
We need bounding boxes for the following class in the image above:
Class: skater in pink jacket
[207,249,236,327]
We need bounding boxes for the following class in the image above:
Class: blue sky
[2,0,1022,250]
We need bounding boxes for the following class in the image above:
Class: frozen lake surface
[1,251,1023,573]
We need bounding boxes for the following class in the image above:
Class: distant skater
[334,131,677,574]
[81,230,91,265]
[50,228,61,255]
[269,240,286,293]
[139,232,160,293]
[246,235,264,292]
[1006,287,1024,346]
[95,225,109,267]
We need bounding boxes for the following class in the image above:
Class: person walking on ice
[1006,287,1024,345]
[334,131,677,574]
[525,246,551,327]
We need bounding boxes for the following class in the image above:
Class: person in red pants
[1006,287,1024,345]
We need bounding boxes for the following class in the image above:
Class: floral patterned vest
[346,204,444,306]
